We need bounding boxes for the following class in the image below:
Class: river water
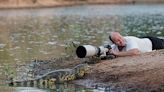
[0,4,164,92]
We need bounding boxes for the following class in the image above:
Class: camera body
[76,44,112,58]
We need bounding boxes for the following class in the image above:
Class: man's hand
[110,49,140,57]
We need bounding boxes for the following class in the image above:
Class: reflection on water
[0,4,164,92]
[15,83,93,92]
[0,83,94,92]
[16,87,47,92]
[0,86,16,92]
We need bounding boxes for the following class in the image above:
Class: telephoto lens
[76,44,116,60]
[76,45,98,58]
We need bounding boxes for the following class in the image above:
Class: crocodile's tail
[8,78,56,87]
[8,78,37,87]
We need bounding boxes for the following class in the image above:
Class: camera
[76,44,112,58]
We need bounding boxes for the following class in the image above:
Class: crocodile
[73,63,89,78]
[8,64,89,88]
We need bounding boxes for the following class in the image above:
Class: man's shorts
[142,36,164,50]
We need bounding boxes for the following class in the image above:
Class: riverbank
[0,0,164,9]
[73,49,164,91]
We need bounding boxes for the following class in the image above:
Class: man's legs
[142,36,164,50]
[160,38,164,49]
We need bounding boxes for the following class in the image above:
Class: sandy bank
[0,0,164,9]
[73,49,164,91]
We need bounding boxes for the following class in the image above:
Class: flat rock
[73,49,164,92]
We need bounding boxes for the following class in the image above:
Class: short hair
[109,31,121,44]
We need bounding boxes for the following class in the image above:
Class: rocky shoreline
[73,49,164,92]
[3,49,164,91]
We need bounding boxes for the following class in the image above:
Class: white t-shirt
[111,36,152,53]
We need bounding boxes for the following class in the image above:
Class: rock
[73,49,164,92]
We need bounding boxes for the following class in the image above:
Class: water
[0,4,164,92]
[0,84,94,92]
[0,4,164,17]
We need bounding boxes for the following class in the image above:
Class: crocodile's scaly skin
[8,64,89,87]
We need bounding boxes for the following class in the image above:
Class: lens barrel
[76,45,98,58]
[76,46,87,58]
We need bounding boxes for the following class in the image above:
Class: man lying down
[109,32,164,57]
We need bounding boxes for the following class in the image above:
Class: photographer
[109,32,164,57]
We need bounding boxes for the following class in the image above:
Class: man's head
[109,32,126,46]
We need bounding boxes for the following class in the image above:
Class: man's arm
[111,48,140,57]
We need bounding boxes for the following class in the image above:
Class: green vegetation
[64,41,79,58]
[0,14,164,64]
[2,64,16,79]
[122,14,164,37]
